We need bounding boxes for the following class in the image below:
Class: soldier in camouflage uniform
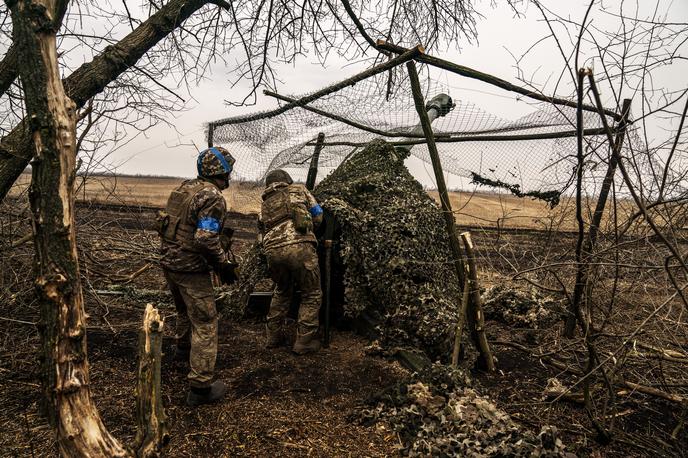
[159,146,238,406]
[260,169,324,354]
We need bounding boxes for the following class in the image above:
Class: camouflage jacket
[160,178,229,272]
[261,183,323,251]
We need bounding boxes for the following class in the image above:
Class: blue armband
[197,216,221,233]
[309,204,323,217]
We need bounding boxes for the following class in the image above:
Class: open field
[12,173,593,230]
[11,173,264,215]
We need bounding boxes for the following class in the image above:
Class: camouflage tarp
[352,363,573,457]
[313,139,462,359]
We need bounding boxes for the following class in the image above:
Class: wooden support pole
[568,97,632,338]
[460,232,496,372]
[207,123,215,148]
[264,91,433,139]
[406,60,466,288]
[213,46,422,127]
[321,209,336,348]
[306,133,325,191]
[451,274,470,367]
[134,303,168,457]
[377,40,622,122]
[585,95,633,251]
[323,239,333,348]
[304,127,611,147]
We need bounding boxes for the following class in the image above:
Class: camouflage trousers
[163,269,218,388]
[265,243,322,333]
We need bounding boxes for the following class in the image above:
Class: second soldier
[260,169,324,354]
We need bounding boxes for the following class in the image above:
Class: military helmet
[265,169,293,187]
[197,146,235,178]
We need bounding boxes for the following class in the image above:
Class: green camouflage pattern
[164,270,218,388]
[265,243,321,333]
[354,363,573,457]
[160,178,228,272]
[261,182,321,250]
[199,146,236,177]
[265,169,293,186]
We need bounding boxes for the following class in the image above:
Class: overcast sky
[107,0,688,189]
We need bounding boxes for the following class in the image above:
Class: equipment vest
[261,185,293,232]
[158,180,216,249]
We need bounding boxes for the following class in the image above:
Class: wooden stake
[460,231,496,372]
[323,239,333,348]
[451,273,470,367]
[135,303,169,457]
[207,122,215,148]
[406,60,466,287]
[306,133,325,191]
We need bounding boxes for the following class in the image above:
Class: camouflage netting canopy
[208,66,649,210]
[313,139,461,359]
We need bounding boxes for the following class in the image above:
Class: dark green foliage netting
[314,139,462,359]
[352,363,571,457]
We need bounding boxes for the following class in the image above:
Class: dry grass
[11,173,263,214]
[12,173,632,230]
[428,190,573,230]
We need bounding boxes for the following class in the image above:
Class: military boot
[186,380,227,407]
[265,317,285,349]
[292,328,321,355]
[265,323,284,349]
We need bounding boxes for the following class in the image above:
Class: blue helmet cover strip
[197,147,233,176]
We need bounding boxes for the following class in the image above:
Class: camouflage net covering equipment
[481,285,564,329]
[225,139,464,359]
[313,139,461,358]
[352,363,573,457]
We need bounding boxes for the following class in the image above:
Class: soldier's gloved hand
[217,261,240,285]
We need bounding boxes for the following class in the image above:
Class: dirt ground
[3,317,408,457]
[1,187,687,457]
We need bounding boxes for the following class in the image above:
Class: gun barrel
[396,93,452,154]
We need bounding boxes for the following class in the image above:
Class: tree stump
[134,304,168,457]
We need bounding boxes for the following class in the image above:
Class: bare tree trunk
[7,0,128,455]
[135,304,168,457]
[0,0,212,202]
[564,68,590,338]
[0,44,20,98]
[0,0,67,97]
